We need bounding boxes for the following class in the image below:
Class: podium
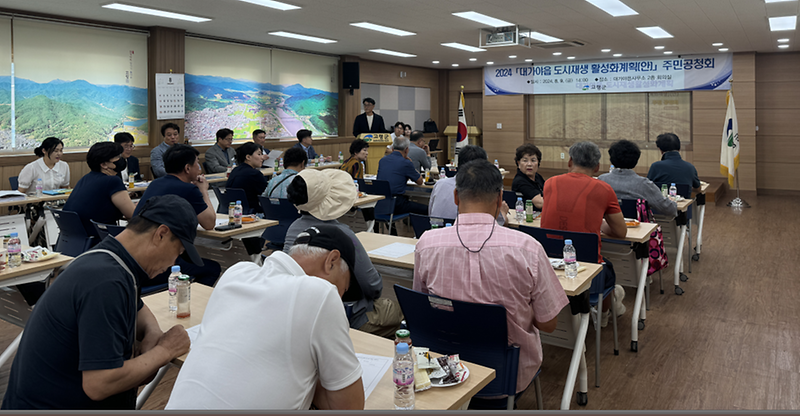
[357,133,392,175]
[443,126,482,161]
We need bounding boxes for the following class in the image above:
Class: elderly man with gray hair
[540,141,627,326]
[376,136,426,233]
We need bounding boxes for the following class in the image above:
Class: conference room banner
[485,53,732,96]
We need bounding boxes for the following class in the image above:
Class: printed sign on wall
[156,73,185,120]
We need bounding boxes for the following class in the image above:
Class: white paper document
[266,149,283,161]
[356,353,393,399]
[197,218,229,231]
[368,242,416,259]
[0,191,26,198]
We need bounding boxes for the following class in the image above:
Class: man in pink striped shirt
[413,159,569,398]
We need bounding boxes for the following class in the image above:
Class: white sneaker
[600,310,610,328]
[614,285,626,317]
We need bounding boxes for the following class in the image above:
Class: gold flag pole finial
[461,85,464,90]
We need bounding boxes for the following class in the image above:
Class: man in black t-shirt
[2,195,196,409]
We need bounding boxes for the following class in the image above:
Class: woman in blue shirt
[64,142,136,238]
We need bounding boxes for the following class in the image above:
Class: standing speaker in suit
[352,97,387,137]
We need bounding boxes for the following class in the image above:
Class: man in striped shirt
[413,159,568,399]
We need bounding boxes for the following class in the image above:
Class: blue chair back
[618,198,649,220]
[358,179,396,218]
[517,225,599,263]
[214,187,251,215]
[90,220,126,241]
[502,190,522,210]
[49,208,95,257]
[394,285,520,399]
[9,176,18,191]
[445,167,457,178]
[409,213,455,239]
[258,196,301,248]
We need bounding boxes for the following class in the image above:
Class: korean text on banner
[720,91,739,187]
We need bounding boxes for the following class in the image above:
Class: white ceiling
[0,0,797,68]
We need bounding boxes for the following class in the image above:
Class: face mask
[114,158,127,173]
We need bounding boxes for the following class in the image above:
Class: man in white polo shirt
[166,225,364,410]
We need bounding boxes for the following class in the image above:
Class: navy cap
[293,224,362,301]
[136,195,203,266]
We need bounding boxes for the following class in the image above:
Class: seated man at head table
[263,146,307,199]
[647,132,701,192]
[376,136,427,234]
[428,144,508,225]
[150,122,182,179]
[166,225,364,410]
[599,140,677,218]
[2,195,197,410]
[135,144,221,288]
[407,130,431,173]
[414,159,568,407]
[540,141,628,327]
[204,128,236,174]
[284,169,403,338]
[291,129,318,161]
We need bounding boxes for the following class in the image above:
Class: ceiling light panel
[237,0,300,10]
[441,42,486,52]
[765,0,797,3]
[637,26,674,39]
[268,31,336,43]
[369,49,416,58]
[778,44,790,48]
[584,0,638,17]
[350,22,415,36]
[528,31,563,43]
[102,3,211,22]
[452,11,513,27]
[769,16,797,31]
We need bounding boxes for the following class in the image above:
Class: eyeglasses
[122,144,135,150]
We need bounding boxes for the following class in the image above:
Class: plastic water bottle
[440,167,446,179]
[228,202,236,225]
[494,159,500,169]
[669,183,677,198]
[609,164,615,173]
[393,342,415,410]
[35,178,43,197]
[234,200,243,226]
[564,239,578,279]
[7,233,21,269]
[168,265,180,312]
[445,223,452,228]
[354,180,359,194]
[515,197,525,222]
[338,151,344,163]
[176,275,191,319]
[319,153,324,165]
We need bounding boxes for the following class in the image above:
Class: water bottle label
[393,367,414,386]
[564,253,576,263]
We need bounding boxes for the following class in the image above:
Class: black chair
[409,213,455,239]
[445,167,457,178]
[357,179,408,234]
[394,285,542,410]
[9,176,18,191]
[502,190,523,210]
[517,225,619,387]
[48,208,95,257]
[90,220,126,241]
[258,196,301,250]
[213,187,252,215]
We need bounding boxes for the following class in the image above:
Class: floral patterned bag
[636,199,669,275]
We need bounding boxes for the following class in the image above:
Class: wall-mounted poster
[0,19,148,149]
[184,37,338,141]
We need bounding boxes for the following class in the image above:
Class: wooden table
[142,284,496,410]
[0,193,71,209]
[196,214,277,240]
[353,194,384,208]
[0,253,73,288]
[355,231,602,409]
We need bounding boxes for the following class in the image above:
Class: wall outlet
[496,123,502,129]
[560,152,565,159]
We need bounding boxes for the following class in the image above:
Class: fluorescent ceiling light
[432,61,440,64]
[664,51,673,54]
[528,31,563,43]
[452,11,513,27]
[369,48,416,58]
[654,45,665,50]
[350,22,415,36]
[637,26,674,39]
[452,64,459,67]
[487,61,494,65]
[769,16,797,31]
[765,0,797,3]
[102,3,210,22]
[585,0,638,17]
[237,0,299,10]
[525,59,533,62]
[712,42,724,46]
[601,48,611,52]
[778,44,790,48]
[778,38,790,42]
[441,42,486,52]
[553,52,563,56]
[719,48,729,52]
[567,56,576,60]
[613,53,622,57]
[269,31,336,43]
[509,55,517,59]
[469,58,477,61]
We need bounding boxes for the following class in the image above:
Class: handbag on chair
[636,199,669,275]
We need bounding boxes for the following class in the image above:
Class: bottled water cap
[396,342,409,354]
[565,239,572,245]
[171,265,180,273]
[236,200,242,204]
[517,197,523,201]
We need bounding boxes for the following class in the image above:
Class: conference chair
[357,179,408,235]
[9,176,18,191]
[202,162,212,175]
[445,167,457,178]
[653,183,692,291]
[394,285,543,410]
[610,199,659,305]
[408,213,455,239]
[258,196,301,251]
[517,225,619,388]
[48,208,95,257]
[502,190,523,210]
[213,187,252,215]
[90,220,126,242]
